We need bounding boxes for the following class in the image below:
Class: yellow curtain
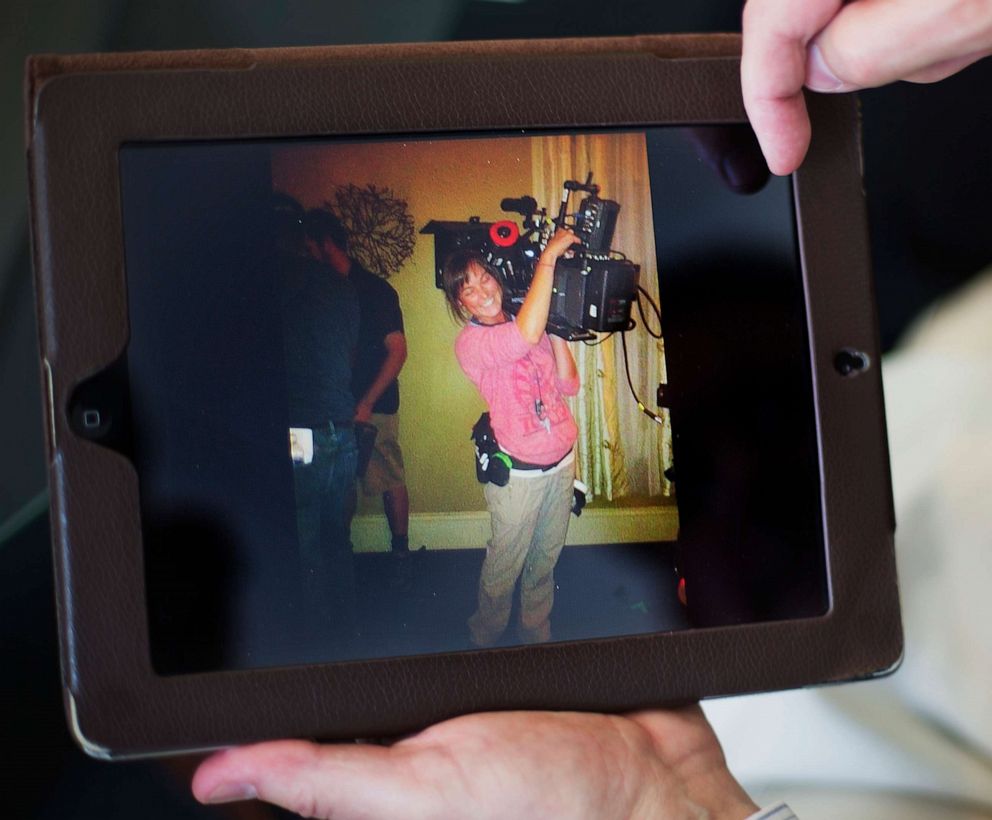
[532,133,674,500]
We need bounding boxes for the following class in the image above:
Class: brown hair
[440,249,503,324]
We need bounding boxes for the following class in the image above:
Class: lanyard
[527,351,551,434]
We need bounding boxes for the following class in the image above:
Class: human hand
[354,400,373,424]
[541,227,582,262]
[742,0,992,174]
[192,705,758,819]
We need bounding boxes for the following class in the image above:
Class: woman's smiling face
[458,261,505,324]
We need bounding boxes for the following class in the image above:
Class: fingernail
[805,43,851,92]
[204,783,258,804]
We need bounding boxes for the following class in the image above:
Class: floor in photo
[350,541,689,660]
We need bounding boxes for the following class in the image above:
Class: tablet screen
[118,126,825,674]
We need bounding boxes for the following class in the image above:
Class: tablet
[25,34,901,758]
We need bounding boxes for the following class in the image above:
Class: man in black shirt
[305,208,412,557]
[275,195,361,642]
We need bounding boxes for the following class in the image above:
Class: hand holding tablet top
[741,0,992,174]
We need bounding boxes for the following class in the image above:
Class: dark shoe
[392,544,426,559]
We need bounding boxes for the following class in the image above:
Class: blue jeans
[292,423,358,641]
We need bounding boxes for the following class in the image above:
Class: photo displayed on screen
[119,126,826,674]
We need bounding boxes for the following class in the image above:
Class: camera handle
[556,172,599,226]
[546,316,595,342]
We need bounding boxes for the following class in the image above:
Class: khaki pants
[468,458,574,646]
[360,412,406,495]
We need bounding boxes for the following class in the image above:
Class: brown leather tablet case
[25,34,901,757]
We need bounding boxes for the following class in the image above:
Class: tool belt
[471,412,511,486]
[471,413,569,486]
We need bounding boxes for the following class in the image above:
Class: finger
[809,0,992,91]
[192,740,436,819]
[741,0,843,175]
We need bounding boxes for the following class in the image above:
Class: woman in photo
[441,229,582,646]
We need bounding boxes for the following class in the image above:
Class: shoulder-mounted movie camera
[421,173,640,340]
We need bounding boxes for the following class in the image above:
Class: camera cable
[620,329,666,425]
[636,285,664,339]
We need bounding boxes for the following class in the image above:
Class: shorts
[361,412,406,495]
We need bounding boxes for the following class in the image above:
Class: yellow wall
[272,136,534,513]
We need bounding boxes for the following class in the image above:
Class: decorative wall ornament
[328,183,415,278]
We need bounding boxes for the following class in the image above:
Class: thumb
[192,740,433,819]
[807,0,992,91]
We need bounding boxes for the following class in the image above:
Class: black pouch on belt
[470,412,511,486]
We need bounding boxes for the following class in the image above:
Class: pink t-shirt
[455,319,579,465]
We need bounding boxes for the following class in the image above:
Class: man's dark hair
[441,249,503,325]
[304,206,350,253]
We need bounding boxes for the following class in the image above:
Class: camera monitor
[26,35,901,757]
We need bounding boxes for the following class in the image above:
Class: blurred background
[2,1,990,817]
